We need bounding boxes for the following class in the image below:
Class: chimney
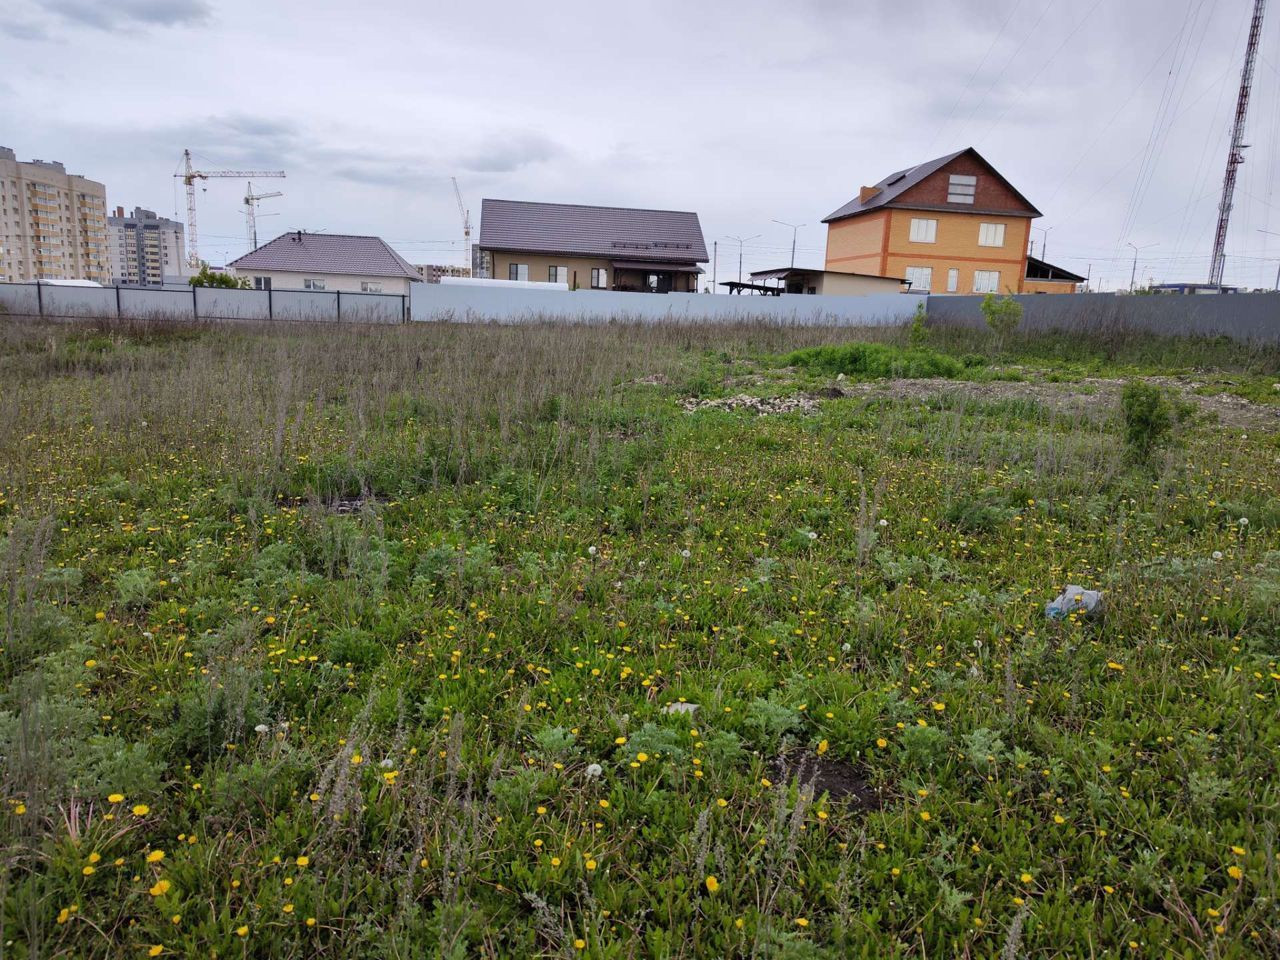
[115,205,124,218]
[859,185,881,203]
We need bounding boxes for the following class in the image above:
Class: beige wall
[816,272,904,295]
[1022,279,1079,295]
[231,270,415,295]
[485,249,699,292]
[0,155,109,283]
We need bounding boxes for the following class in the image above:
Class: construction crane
[1208,0,1267,288]
[451,176,472,274]
[176,149,284,269]
[244,181,284,251]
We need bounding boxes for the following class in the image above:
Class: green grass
[2,317,1279,958]
[782,342,975,379]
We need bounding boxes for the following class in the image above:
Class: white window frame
[977,222,1005,247]
[909,218,938,244]
[973,270,1000,293]
[947,174,977,204]
[590,267,608,289]
[360,280,382,293]
[905,266,933,292]
[303,277,325,290]
[253,276,271,291]
[508,263,529,281]
[946,268,958,293]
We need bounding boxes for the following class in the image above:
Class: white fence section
[409,283,918,326]
[0,280,919,327]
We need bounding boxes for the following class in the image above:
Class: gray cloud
[461,133,562,174]
[43,0,210,30]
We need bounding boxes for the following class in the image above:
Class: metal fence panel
[0,283,41,315]
[38,285,117,317]
[119,287,197,318]
[197,287,271,320]
[926,292,1280,343]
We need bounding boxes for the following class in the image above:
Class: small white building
[228,231,422,294]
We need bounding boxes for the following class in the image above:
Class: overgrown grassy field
[2,316,1279,958]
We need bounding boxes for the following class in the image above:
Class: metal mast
[1209,0,1267,287]
[176,149,285,268]
[451,176,472,273]
[244,181,284,251]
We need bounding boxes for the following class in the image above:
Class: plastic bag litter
[1045,585,1104,621]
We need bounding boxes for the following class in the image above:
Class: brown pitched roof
[823,147,1042,223]
[229,232,421,280]
[478,199,708,262]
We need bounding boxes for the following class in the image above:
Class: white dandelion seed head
[254,724,270,735]
[1212,550,1224,561]
[584,763,603,779]
[681,549,691,558]
[807,531,818,540]
[1238,517,1249,526]
[380,758,394,768]
[878,518,889,527]
[841,642,852,653]
[588,545,598,556]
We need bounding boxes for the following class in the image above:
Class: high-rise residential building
[108,206,189,286]
[0,146,110,283]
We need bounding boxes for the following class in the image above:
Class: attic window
[947,174,977,204]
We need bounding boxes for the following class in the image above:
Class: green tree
[1121,380,1172,465]
[908,300,929,348]
[189,263,250,289]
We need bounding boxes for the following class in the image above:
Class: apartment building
[824,147,1059,295]
[0,146,109,283]
[108,206,189,286]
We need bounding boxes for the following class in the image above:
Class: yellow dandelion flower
[132,804,150,816]
[149,880,171,897]
[146,850,165,863]
[107,793,124,804]
[919,811,931,822]
[296,855,309,867]
[816,740,829,755]
[705,875,720,893]
[795,917,809,927]
[149,946,164,957]
[235,925,249,937]
[82,866,95,876]
[1228,866,1243,880]
[1020,873,1033,884]
[573,939,586,950]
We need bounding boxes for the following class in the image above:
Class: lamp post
[1127,242,1158,293]
[725,234,761,286]
[1033,225,1053,261]
[771,220,805,269]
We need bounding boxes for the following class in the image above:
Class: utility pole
[771,220,804,269]
[1209,0,1267,288]
[1128,242,1158,292]
[1261,230,1280,291]
[712,240,717,292]
[725,234,760,286]
[1033,225,1053,262]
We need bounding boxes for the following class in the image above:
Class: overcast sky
[3,0,1278,290]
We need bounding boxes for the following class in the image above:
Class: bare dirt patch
[772,752,883,809]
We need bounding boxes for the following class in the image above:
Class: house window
[905,266,932,292]
[946,268,958,293]
[548,265,567,283]
[978,223,1005,247]
[303,278,326,290]
[909,218,938,243]
[508,263,529,281]
[973,270,1000,293]
[948,174,977,204]
[361,280,382,293]
[590,267,608,289]
[253,276,271,291]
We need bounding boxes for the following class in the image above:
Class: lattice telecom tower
[1208,0,1267,288]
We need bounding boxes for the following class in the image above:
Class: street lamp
[1033,225,1053,261]
[771,220,805,269]
[1127,241,1158,293]
[725,234,761,286]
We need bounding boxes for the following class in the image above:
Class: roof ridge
[482,198,700,217]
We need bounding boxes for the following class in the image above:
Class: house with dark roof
[823,148,1075,295]
[476,199,707,293]
[228,232,422,294]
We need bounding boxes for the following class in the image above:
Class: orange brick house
[824,148,1068,295]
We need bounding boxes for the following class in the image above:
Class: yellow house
[824,147,1059,295]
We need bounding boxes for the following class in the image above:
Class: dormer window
[948,174,977,204]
